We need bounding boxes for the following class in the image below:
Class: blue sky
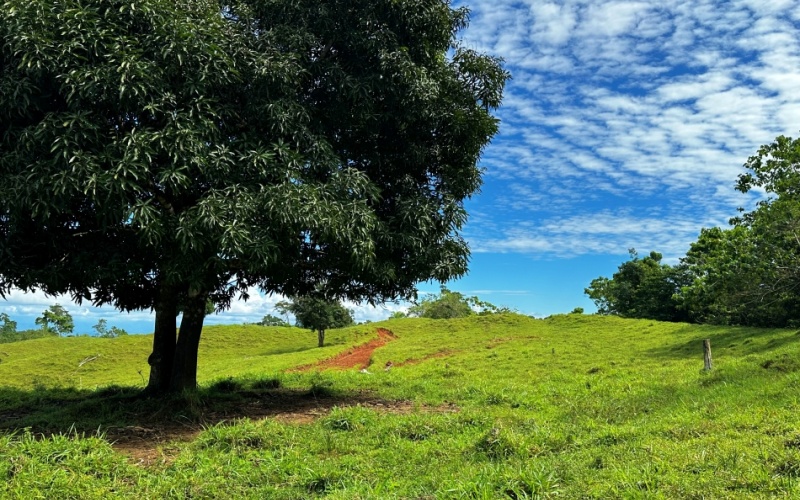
[3,0,800,333]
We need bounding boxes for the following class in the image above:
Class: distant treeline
[586,135,800,328]
[0,327,59,344]
[0,305,127,343]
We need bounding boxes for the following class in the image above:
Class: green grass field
[2,313,800,498]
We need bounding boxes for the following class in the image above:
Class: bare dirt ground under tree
[106,328,458,465]
[112,392,458,466]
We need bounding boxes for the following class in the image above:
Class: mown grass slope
[2,313,800,498]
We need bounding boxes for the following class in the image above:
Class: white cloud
[454,0,800,261]
[529,2,577,46]
[657,73,735,103]
[578,1,650,38]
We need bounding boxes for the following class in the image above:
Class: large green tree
[677,227,753,325]
[675,226,796,326]
[664,135,800,328]
[0,312,16,337]
[721,135,800,326]
[585,250,691,322]
[0,0,508,392]
[407,286,473,319]
[258,314,290,328]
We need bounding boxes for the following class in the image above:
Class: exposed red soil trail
[293,327,397,372]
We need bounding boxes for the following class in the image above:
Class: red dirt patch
[292,328,397,372]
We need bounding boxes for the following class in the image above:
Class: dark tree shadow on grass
[645,324,800,361]
[0,377,409,463]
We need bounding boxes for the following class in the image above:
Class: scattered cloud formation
[461,0,800,258]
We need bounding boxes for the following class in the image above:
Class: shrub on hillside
[258,314,291,327]
[407,286,511,319]
[0,329,59,344]
[92,319,128,338]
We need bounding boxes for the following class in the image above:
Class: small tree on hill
[92,319,129,338]
[275,297,354,347]
[408,287,473,319]
[35,304,74,336]
[0,312,16,337]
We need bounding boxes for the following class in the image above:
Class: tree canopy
[35,304,75,336]
[674,136,800,327]
[92,319,129,338]
[407,286,474,319]
[406,286,510,319]
[275,296,354,347]
[0,313,15,337]
[258,314,291,328]
[0,0,508,392]
[586,135,800,328]
[585,250,691,322]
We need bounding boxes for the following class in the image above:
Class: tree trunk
[169,293,207,392]
[318,328,325,348]
[145,285,178,395]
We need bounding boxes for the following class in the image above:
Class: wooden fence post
[703,339,713,371]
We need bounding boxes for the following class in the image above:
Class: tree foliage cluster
[0,312,55,343]
[275,296,354,347]
[0,0,508,391]
[91,318,129,338]
[34,304,75,336]
[586,135,800,328]
[0,305,71,342]
[405,286,511,319]
[257,314,291,328]
[585,250,691,323]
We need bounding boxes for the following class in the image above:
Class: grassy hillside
[2,314,800,498]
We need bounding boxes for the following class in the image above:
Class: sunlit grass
[2,313,800,498]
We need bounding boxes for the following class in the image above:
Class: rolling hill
[1,313,799,498]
